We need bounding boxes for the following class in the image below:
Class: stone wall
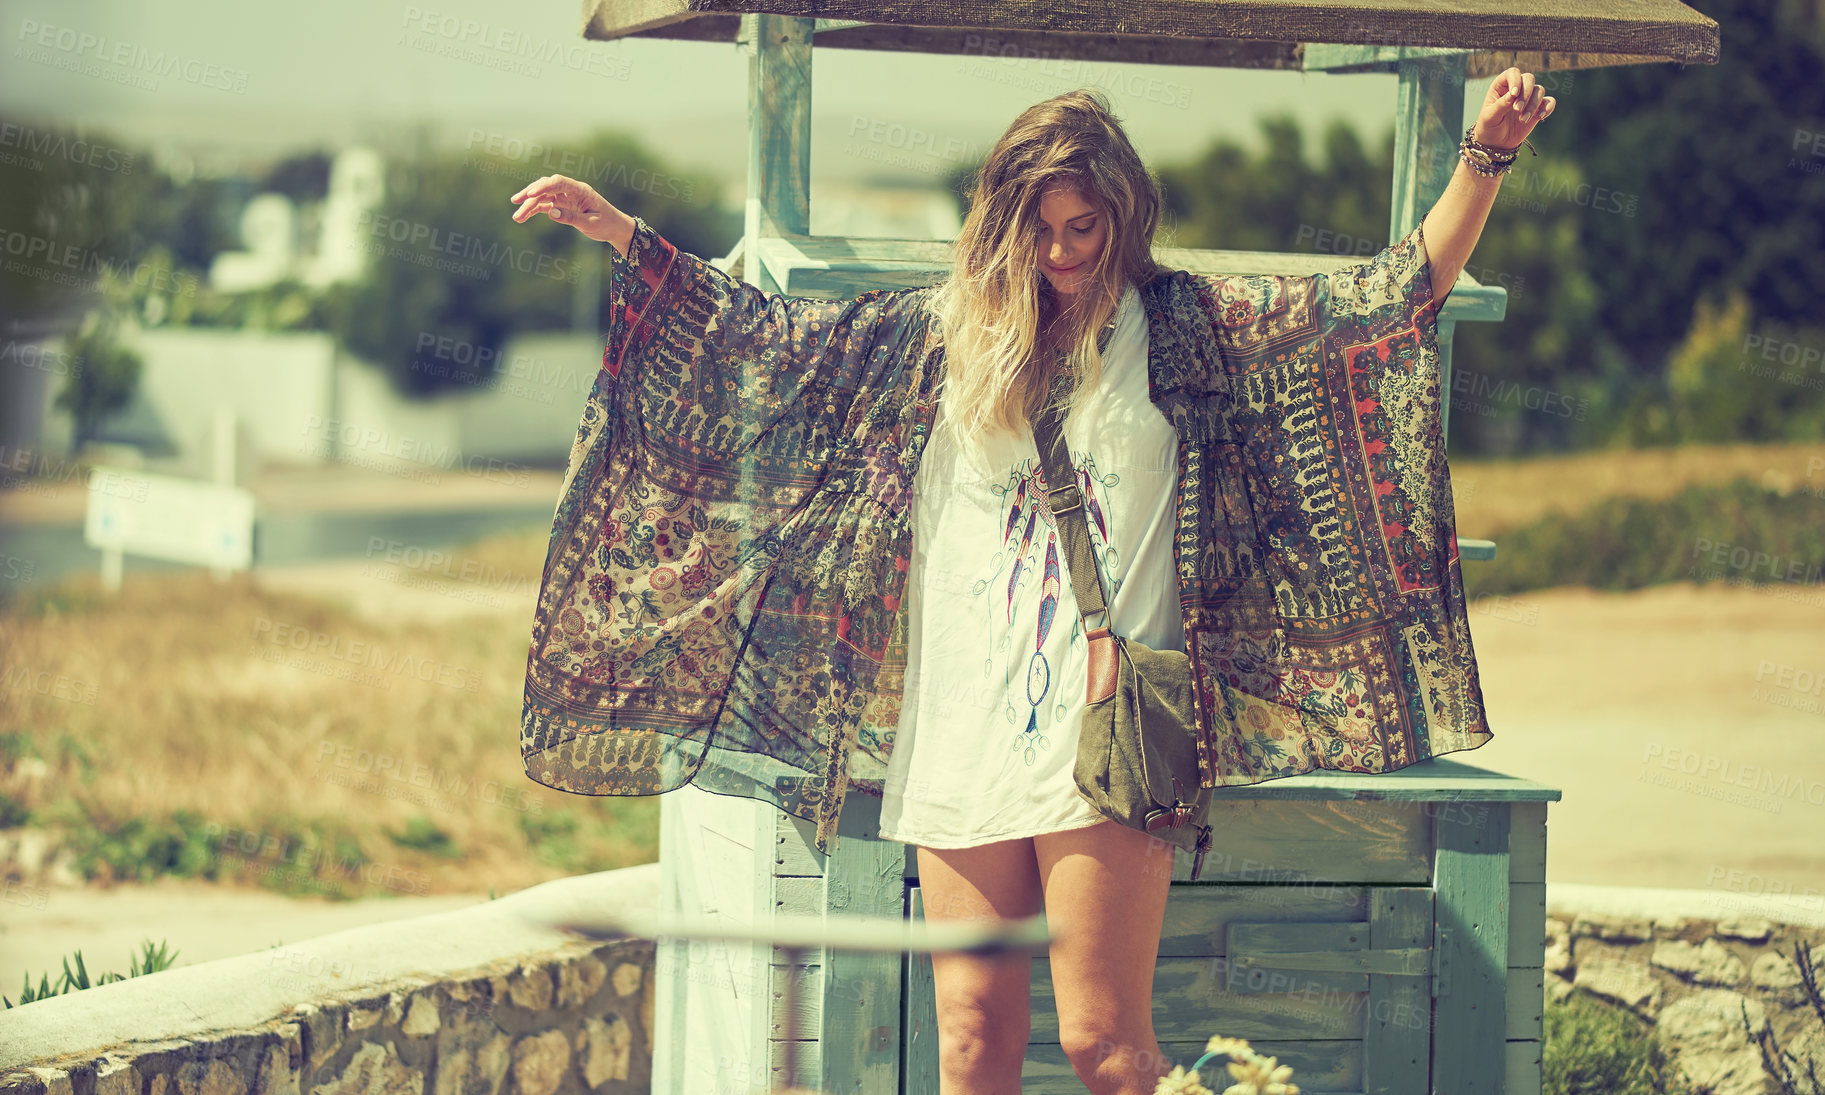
[1549,909,1825,1095]
[0,866,661,1095]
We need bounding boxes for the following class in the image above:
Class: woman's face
[1035,184,1106,299]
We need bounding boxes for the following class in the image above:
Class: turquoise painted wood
[1392,53,1467,448]
[1303,44,1477,73]
[739,12,812,289]
[745,234,1509,323]
[817,784,905,1093]
[1364,888,1433,1093]
[656,759,1560,1094]
[1433,799,1515,1095]
[892,764,1562,1094]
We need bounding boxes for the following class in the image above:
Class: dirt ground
[1462,578,1825,905]
[4,570,1823,990]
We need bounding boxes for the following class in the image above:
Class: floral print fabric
[519,215,1494,858]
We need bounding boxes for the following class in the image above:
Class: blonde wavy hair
[928,89,1165,469]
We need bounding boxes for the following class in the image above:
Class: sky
[0,0,1499,192]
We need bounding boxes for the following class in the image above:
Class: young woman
[513,78,1551,1095]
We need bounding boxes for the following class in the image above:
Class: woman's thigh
[1032,820,1175,1039]
[915,837,1046,1025]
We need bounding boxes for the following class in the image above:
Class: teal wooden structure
[579,3,1719,1092]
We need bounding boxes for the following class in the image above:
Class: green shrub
[3,939,179,1009]
[385,814,459,858]
[1465,478,1825,596]
[1545,987,1694,1095]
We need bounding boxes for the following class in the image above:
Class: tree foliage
[326,130,737,398]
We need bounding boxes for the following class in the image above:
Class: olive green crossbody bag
[1029,391,1216,881]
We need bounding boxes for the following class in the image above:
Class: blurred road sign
[83,465,256,585]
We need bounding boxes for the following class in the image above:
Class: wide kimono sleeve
[520,215,937,857]
[1163,219,1494,789]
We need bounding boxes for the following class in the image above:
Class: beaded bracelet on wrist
[1459,125,1538,178]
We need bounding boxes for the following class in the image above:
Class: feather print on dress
[1018,536,1061,765]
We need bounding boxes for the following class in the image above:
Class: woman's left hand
[1472,67,1556,151]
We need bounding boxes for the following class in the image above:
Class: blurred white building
[19,322,602,481]
[208,147,385,292]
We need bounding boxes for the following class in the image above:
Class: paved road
[0,462,567,589]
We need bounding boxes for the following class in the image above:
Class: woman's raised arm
[509,175,929,469]
[1419,67,1556,309]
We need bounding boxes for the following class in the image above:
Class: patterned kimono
[519,215,1494,857]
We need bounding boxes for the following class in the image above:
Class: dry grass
[0,545,655,899]
[1449,440,1825,537]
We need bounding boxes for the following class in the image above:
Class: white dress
[878,283,1188,848]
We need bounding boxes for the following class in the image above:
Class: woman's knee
[935,994,1031,1073]
[1057,1022,1165,1080]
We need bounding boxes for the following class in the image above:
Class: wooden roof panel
[581,0,1720,70]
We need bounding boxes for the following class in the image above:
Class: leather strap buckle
[1143,777,1199,830]
[1045,481,1083,516]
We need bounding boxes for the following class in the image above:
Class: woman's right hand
[509,175,635,256]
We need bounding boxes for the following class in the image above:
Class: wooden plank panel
[623,20,1698,83]
[1509,881,1548,970]
[1509,802,1547,884]
[1030,955,1367,1042]
[1187,800,1433,884]
[655,785,770,1095]
[770,958,821,1038]
[764,232,1510,284]
[775,810,827,878]
[1458,538,1498,562]
[652,790,691,1095]
[582,0,1722,68]
[1302,43,1697,79]
[745,794,780,1095]
[819,792,905,1094]
[1390,54,1464,258]
[1507,967,1544,1043]
[904,887,939,1095]
[741,11,812,297]
[1022,1041,1363,1095]
[768,1039,819,1092]
[1431,801,1511,1095]
[774,873,823,913]
[1364,887,1432,1095]
[581,0,693,39]
[774,798,914,878]
[1507,1038,1543,1095]
[1227,920,1430,993]
[801,790,1527,885]
[815,24,1299,67]
[1159,884,1370,956]
[762,237,1501,324]
[1200,759,1562,801]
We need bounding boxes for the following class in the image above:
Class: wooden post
[1432,801,1512,1094]
[816,793,907,1093]
[1391,54,1467,446]
[740,13,814,293]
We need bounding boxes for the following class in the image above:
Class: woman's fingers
[514,179,577,224]
[517,197,565,224]
[509,175,556,204]
[511,176,576,222]
[510,174,614,242]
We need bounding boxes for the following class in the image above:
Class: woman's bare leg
[916,837,1044,1095]
[1033,820,1176,1095]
